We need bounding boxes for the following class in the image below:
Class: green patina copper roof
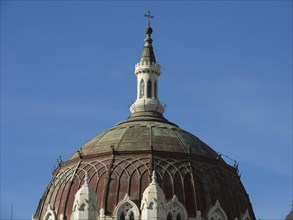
[70,112,219,160]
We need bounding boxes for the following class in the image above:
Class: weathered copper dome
[33,13,255,220]
[33,111,255,220]
[69,112,219,160]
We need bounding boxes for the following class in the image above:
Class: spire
[83,172,89,186]
[129,12,165,115]
[151,170,157,184]
[140,170,166,220]
[72,172,97,220]
[140,11,156,64]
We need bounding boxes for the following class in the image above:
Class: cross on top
[144,11,154,26]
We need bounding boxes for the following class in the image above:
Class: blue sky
[1,1,292,219]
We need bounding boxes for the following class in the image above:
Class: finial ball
[145,26,153,35]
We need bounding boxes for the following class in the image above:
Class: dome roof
[70,112,219,160]
[33,112,255,220]
[33,13,255,220]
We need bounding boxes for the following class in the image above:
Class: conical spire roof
[140,11,156,64]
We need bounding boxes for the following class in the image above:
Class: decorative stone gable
[71,173,97,220]
[207,200,228,220]
[166,195,188,220]
[241,209,252,220]
[43,205,56,220]
[141,171,166,220]
[113,194,140,220]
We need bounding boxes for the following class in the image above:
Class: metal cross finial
[144,11,154,26]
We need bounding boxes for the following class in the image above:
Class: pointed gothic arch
[166,213,172,220]
[129,211,135,220]
[71,172,97,220]
[139,79,145,98]
[176,213,182,220]
[44,205,56,220]
[166,195,188,220]
[147,80,152,98]
[154,80,158,98]
[241,209,251,220]
[206,200,228,220]
[79,203,86,217]
[120,212,126,220]
[113,194,140,220]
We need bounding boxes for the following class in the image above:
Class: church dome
[69,111,219,161]
[33,13,255,220]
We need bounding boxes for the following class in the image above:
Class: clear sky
[1,1,292,219]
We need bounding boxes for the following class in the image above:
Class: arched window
[45,213,54,220]
[166,195,188,220]
[154,80,157,98]
[113,195,140,220]
[207,201,228,220]
[129,212,134,220]
[149,202,154,216]
[167,213,172,220]
[140,79,145,98]
[149,202,154,209]
[120,212,125,220]
[241,209,251,220]
[147,80,152,98]
[79,204,85,217]
[44,206,56,220]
